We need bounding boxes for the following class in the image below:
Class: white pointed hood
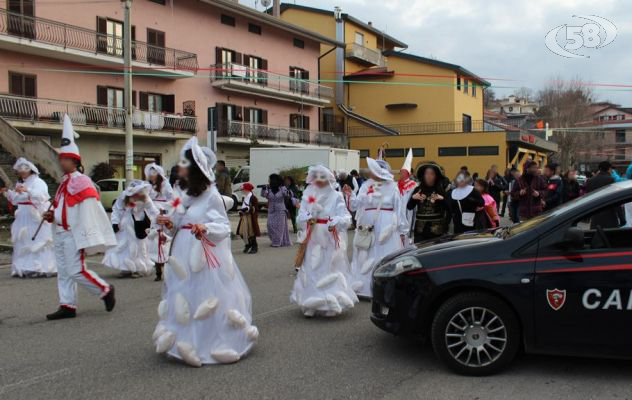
[401,148,413,173]
[59,114,81,160]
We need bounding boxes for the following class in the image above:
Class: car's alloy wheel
[444,306,507,368]
[431,291,520,376]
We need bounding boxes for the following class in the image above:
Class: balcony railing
[0,9,198,72]
[347,119,503,136]
[345,43,386,67]
[223,121,347,148]
[0,94,197,133]
[210,63,333,101]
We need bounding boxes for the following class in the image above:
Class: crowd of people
[3,122,630,367]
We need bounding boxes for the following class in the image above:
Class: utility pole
[123,0,134,185]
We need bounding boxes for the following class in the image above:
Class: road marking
[0,368,71,395]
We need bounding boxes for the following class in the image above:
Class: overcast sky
[241,0,631,105]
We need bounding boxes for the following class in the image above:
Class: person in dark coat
[543,163,563,211]
[562,170,581,203]
[485,165,507,212]
[447,172,485,234]
[511,160,548,220]
[284,176,301,234]
[586,161,622,229]
[407,163,448,242]
[236,182,261,254]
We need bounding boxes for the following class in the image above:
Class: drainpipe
[334,7,344,106]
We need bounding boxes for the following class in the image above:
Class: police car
[371,180,632,375]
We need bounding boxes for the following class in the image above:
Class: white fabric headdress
[367,157,393,181]
[306,164,336,187]
[144,163,167,181]
[401,148,413,173]
[179,137,215,183]
[123,180,151,197]
[13,157,39,175]
[60,114,80,160]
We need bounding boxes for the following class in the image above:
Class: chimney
[334,6,344,105]
[273,0,280,17]
[368,21,372,26]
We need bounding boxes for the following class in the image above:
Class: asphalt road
[1,235,632,400]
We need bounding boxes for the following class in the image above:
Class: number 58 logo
[545,15,617,58]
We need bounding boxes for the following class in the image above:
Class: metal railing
[347,119,502,136]
[0,9,198,71]
[224,121,347,148]
[345,43,386,67]
[0,94,197,133]
[210,63,333,100]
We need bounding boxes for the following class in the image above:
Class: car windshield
[500,181,631,238]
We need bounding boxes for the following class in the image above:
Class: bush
[90,162,116,182]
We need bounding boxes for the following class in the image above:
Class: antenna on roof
[261,0,272,7]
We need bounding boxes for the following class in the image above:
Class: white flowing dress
[349,179,407,298]
[290,186,358,316]
[153,186,257,366]
[5,175,56,277]
[147,181,174,265]
[102,197,157,274]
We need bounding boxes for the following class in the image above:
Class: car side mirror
[559,227,584,250]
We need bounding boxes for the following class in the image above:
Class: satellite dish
[261,0,272,7]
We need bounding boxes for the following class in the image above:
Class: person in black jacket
[485,165,507,212]
[543,163,563,211]
[407,163,448,242]
[447,172,485,234]
[562,170,581,203]
[586,161,622,229]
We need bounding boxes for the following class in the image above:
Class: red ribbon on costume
[127,202,136,208]
[157,230,165,262]
[182,224,220,269]
[398,178,416,195]
[306,218,340,249]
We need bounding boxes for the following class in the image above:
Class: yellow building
[278,3,557,177]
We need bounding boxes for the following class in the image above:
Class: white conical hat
[401,148,413,172]
[59,114,80,160]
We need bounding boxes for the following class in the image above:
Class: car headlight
[373,256,423,278]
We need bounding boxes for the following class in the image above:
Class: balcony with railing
[347,119,504,136]
[220,121,347,149]
[345,43,386,67]
[0,94,197,135]
[210,63,332,107]
[0,9,198,78]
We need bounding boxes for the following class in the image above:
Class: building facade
[0,0,343,178]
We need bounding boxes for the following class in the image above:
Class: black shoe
[154,264,163,281]
[248,246,258,254]
[243,244,252,253]
[46,306,76,320]
[103,285,116,312]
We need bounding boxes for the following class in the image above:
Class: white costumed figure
[102,180,157,277]
[347,157,407,299]
[2,158,56,277]
[45,115,117,320]
[144,163,175,281]
[153,137,257,367]
[397,149,417,243]
[290,165,359,317]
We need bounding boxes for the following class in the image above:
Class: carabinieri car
[371,181,632,375]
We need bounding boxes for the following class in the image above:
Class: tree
[536,77,595,171]
[483,87,496,108]
[90,162,116,182]
[513,86,534,101]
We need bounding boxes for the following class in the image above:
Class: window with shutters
[9,72,36,97]
[289,67,309,95]
[248,23,261,35]
[245,107,264,124]
[456,75,461,91]
[246,55,265,84]
[290,114,310,130]
[97,86,135,108]
[139,92,174,113]
[7,0,34,38]
[147,29,166,65]
[216,48,241,77]
[221,14,236,27]
[463,79,469,94]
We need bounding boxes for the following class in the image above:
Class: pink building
[0,0,344,178]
